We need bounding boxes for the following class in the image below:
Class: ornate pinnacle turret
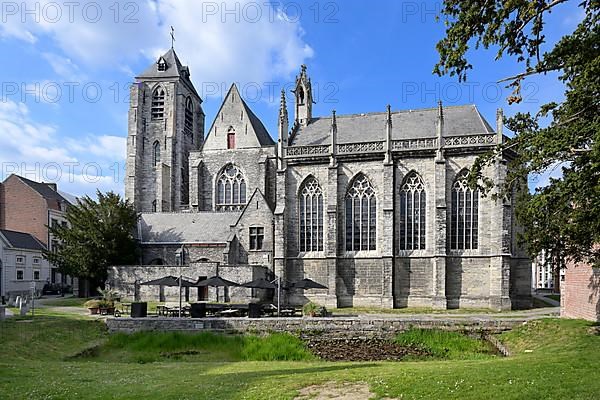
[436,100,445,162]
[279,89,288,123]
[278,89,289,146]
[329,110,337,167]
[294,64,313,126]
[384,105,393,165]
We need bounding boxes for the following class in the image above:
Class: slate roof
[240,96,275,146]
[136,48,199,96]
[0,229,46,251]
[14,175,71,205]
[289,105,494,146]
[139,212,240,244]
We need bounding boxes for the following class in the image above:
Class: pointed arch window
[399,173,426,250]
[151,200,158,213]
[151,87,165,120]
[184,97,194,136]
[153,141,161,166]
[181,167,189,206]
[299,177,324,252]
[345,174,377,251]
[450,172,479,250]
[227,128,236,149]
[297,86,305,105]
[216,165,247,210]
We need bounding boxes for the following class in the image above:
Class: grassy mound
[82,331,315,363]
[395,328,497,359]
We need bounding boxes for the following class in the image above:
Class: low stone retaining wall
[106,317,525,338]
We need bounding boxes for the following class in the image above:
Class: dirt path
[295,382,378,400]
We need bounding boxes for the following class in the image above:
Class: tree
[434,0,600,268]
[45,191,139,291]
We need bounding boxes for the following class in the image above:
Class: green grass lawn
[0,315,598,399]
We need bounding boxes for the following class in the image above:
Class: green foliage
[1,316,599,399]
[97,331,314,363]
[44,191,139,285]
[302,302,319,316]
[395,329,495,359]
[302,302,328,317]
[97,287,119,308]
[240,334,315,361]
[435,1,600,267]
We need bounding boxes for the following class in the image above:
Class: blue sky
[0,0,584,197]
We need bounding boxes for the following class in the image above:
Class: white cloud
[1,1,313,88]
[42,53,86,80]
[0,99,125,196]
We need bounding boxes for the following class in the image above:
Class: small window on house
[157,58,167,71]
[34,270,40,280]
[51,219,59,228]
[152,200,158,213]
[32,257,41,265]
[249,227,264,250]
[16,256,25,264]
[51,240,60,253]
[151,87,165,120]
[16,270,24,280]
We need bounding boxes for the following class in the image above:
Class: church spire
[294,64,313,126]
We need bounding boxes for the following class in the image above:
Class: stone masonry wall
[106,316,526,338]
[108,263,269,303]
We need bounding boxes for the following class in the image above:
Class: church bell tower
[125,48,204,213]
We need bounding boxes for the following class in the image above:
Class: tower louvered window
[299,177,324,252]
[184,97,193,136]
[345,174,377,251]
[216,165,247,210]
[450,172,479,250]
[153,141,161,167]
[151,87,165,120]
[399,173,426,250]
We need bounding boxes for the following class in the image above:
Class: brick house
[0,174,73,286]
[561,261,600,322]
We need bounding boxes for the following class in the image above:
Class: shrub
[84,300,101,309]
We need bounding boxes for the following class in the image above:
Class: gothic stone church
[122,48,532,310]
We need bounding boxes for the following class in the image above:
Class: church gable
[229,189,274,265]
[203,84,275,151]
